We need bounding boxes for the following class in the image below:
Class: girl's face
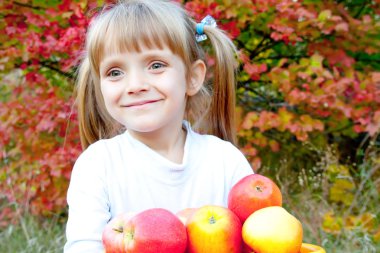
[99,46,193,138]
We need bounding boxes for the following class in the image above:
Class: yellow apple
[186,205,242,253]
[242,206,303,253]
[300,243,326,253]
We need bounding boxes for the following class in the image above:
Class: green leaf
[318,10,332,22]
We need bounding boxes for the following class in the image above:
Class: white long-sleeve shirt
[64,122,253,252]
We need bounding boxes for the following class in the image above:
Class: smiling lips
[124,99,161,108]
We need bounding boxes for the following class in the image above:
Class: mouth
[123,99,162,108]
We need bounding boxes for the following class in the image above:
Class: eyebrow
[138,50,174,62]
[100,50,175,71]
[99,57,126,74]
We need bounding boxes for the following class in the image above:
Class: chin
[123,121,164,135]
[124,118,182,135]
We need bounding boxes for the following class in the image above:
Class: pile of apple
[102,174,304,253]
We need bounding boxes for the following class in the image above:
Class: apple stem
[112,226,123,233]
[209,215,216,224]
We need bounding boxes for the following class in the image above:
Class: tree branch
[39,62,74,80]
[254,54,307,62]
[250,36,268,57]
[13,1,44,10]
[236,29,281,60]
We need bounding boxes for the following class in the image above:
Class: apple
[102,212,136,253]
[186,205,242,253]
[242,206,303,253]
[242,242,253,253]
[228,173,282,222]
[122,208,187,253]
[300,243,326,253]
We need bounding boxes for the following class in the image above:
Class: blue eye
[108,69,123,77]
[150,62,165,70]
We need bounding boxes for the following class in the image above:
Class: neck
[128,122,187,164]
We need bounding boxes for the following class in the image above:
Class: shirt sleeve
[64,144,110,253]
[229,144,254,188]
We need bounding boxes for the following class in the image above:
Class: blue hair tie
[196,23,205,36]
[195,15,217,42]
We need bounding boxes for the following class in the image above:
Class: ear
[186,59,206,96]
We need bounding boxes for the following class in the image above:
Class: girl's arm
[229,144,254,188]
[64,146,110,253]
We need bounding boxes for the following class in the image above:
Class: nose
[125,69,149,94]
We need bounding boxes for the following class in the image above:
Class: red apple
[123,208,187,253]
[102,212,136,253]
[242,242,253,253]
[176,208,198,225]
[228,173,282,223]
[186,205,242,253]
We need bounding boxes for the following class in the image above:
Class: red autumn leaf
[326,49,355,68]
[244,63,267,81]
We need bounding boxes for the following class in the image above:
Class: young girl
[65,0,253,252]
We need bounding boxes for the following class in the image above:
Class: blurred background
[0,0,379,252]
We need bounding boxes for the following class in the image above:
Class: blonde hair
[76,0,238,149]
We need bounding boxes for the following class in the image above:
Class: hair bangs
[87,1,190,76]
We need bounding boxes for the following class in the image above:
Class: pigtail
[202,26,238,146]
[75,57,121,150]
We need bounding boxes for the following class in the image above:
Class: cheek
[173,75,188,96]
[100,82,121,104]
[171,85,187,106]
